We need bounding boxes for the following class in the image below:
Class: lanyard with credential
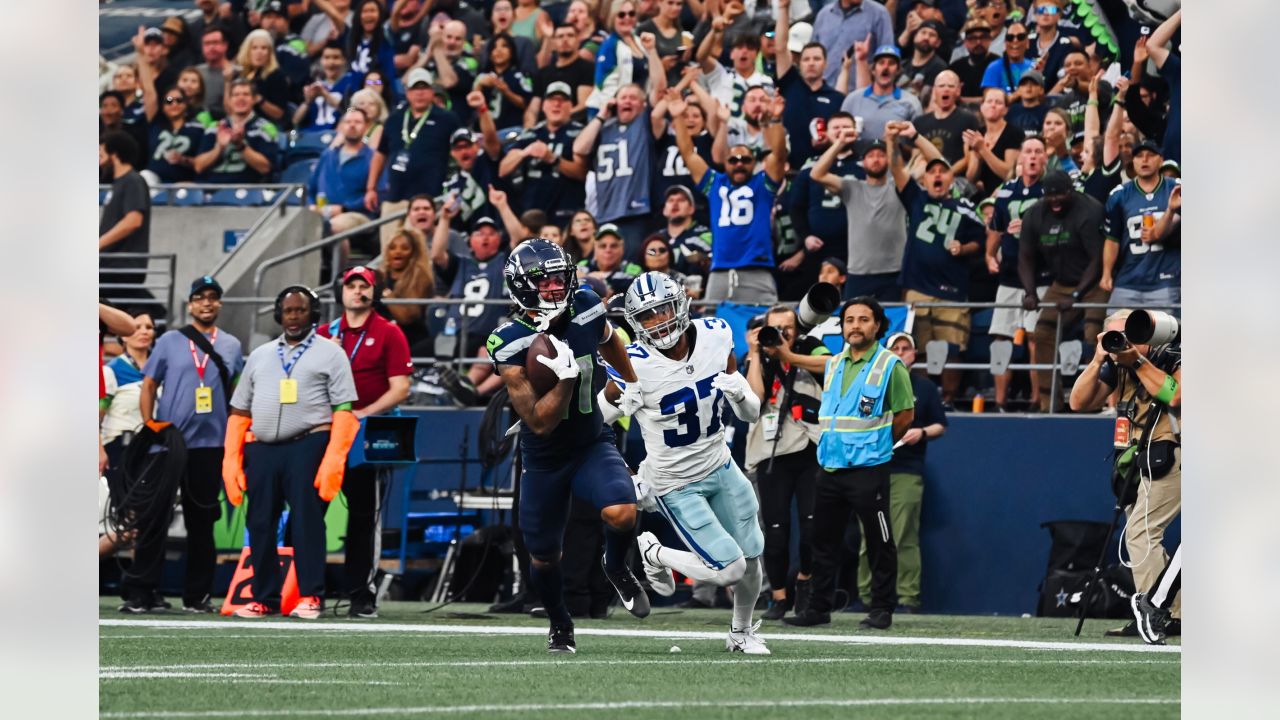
[340,327,369,364]
[401,107,430,146]
[276,334,316,377]
[188,328,218,387]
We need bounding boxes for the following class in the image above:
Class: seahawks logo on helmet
[624,271,690,350]
[504,238,579,319]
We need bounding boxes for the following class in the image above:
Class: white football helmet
[624,271,690,350]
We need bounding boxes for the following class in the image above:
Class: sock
[602,524,633,574]
[652,543,746,586]
[732,557,763,632]
[529,562,571,627]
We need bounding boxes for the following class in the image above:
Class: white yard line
[99,697,1180,718]
[99,618,1181,654]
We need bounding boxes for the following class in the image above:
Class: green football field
[99,598,1179,719]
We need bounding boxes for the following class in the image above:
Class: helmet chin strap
[533,303,567,332]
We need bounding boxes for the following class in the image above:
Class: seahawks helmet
[504,238,578,318]
[624,271,690,350]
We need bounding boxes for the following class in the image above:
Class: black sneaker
[547,624,577,654]
[183,598,218,614]
[148,594,173,613]
[782,609,831,627]
[1104,620,1139,637]
[529,606,548,619]
[895,603,922,615]
[793,579,813,615]
[488,593,529,614]
[601,558,650,619]
[859,609,893,630]
[1130,592,1170,645]
[762,599,790,621]
[348,599,379,619]
[118,597,150,614]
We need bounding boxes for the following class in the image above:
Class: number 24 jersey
[626,317,736,494]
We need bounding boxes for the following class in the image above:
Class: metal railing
[207,186,299,279]
[98,183,307,207]
[214,294,1178,413]
[97,252,178,319]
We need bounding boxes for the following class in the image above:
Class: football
[525,333,561,395]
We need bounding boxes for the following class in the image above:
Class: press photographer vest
[817,345,901,470]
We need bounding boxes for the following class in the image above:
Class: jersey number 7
[659,375,724,448]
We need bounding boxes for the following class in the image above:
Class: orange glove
[145,419,172,433]
[315,410,361,501]
[222,415,252,506]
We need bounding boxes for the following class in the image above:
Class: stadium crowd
[98,0,1182,636]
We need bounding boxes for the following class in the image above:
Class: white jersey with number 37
[628,317,737,494]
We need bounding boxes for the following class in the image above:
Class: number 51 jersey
[628,317,737,494]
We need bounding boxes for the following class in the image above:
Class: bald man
[910,70,980,171]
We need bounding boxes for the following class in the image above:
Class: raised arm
[671,94,710,185]
[810,127,854,193]
[762,93,787,184]
[431,199,457,268]
[885,122,910,192]
[1145,9,1180,68]
[488,185,530,243]
[774,0,793,79]
[572,101,608,157]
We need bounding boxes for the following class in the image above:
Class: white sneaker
[289,596,322,620]
[636,532,676,597]
[726,620,770,655]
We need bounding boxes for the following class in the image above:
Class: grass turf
[99,599,1179,719]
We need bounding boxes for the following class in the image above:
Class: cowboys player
[487,239,646,654]
[599,271,770,654]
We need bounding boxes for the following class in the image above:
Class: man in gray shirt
[811,0,895,89]
[840,45,922,142]
[810,131,905,301]
[194,26,231,119]
[224,287,359,620]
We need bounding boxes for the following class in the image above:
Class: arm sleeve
[229,354,255,410]
[142,335,167,381]
[386,325,414,377]
[886,362,916,414]
[326,347,360,406]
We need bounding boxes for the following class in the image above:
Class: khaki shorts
[989,284,1047,339]
[906,290,971,351]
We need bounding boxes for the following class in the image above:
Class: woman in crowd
[361,69,398,112]
[567,0,608,61]
[486,0,538,74]
[99,311,155,475]
[511,0,549,42]
[234,29,290,126]
[591,0,649,109]
[350,88,388,149]
[113,65,146,122]
[564,210,598,264]
[964,86,1023,195]
[176,68,216,128]
[381,227,436,353]
[639,233,691,291]
[476,33,534,130]
[1042,106,1079,174]
[346,0,398,90]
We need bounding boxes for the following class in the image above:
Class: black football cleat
[859,609,893,630]
[602,558,651,619]
[782,609,832,627]
[547,624,577,654]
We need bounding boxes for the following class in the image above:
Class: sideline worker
[785,297,914,631]
[129,276,244,614]
[317,266,413,619]
[224,286,359,620]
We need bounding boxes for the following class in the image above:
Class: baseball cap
[787,21,813,54]
[342,265,377,286]
[143,27,165,43]
[963,18,993,36]
[471,216,500,231]
[189,275,223,298]
[918,20,945,37]
[1042,169,1074,195]
[925,157,952,171]
[544,81,573,100]
[406,67,434,88]
[261,1,286,16]
[161,17,185,36]
[872,45,901,62]
[861,139,887,158]
[1159,159,1181,175]
[1018,69,1045,87]
[1133,139,1163,157]
[820,257,847,276]
[885,331,915,349]
[596,222,622,240]
[664,185,696,204]
[450,128,478,146]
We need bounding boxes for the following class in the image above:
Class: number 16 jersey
[628,317,736,494]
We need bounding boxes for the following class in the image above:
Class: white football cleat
[636,532,676,597]
[726,620,770,655]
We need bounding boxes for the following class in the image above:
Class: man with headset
[317,266,413,619]
[223,286,360,619]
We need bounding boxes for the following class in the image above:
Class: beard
[865,166,888,179]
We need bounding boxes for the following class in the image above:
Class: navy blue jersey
[988,177,1044,287]
[777,67,844,167]
[197,115,278,183]
[442,154,500,232]
[509,121,586,224]
[377,106,462,202]
[1079,159,1121,204]
[653,129,714,218]
[146,118,204,183]
[899,182,986,300]
[487,287,612,459]
[1105,177,1181,291]
[592,110,654,222]
[445,251,511,343]
[699,170,778,271]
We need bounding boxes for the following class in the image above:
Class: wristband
[1155,375,1178,404]
[1087,99,1098,106]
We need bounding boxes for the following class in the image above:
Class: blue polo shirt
[839,86,922,141]
[143,327,245,449]
[376,105,461,202]
[981,56,1036,93]
[777,67,844,167]
[308,143,374,212]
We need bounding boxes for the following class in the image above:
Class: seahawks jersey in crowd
[592,110,653,222]
[1105,177,1181,291]
[508,121,586,224]
[988,177,1045,287]
[899,183,986,301]
[699,170,779,271]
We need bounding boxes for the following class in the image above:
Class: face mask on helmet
[505,239,578,328]
[624,272,690,350]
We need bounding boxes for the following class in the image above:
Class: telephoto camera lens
[1101,330,1129,354]
[758,326,783,348]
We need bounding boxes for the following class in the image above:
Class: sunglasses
[646,246,670,255]
[1006,33,1029,42]
[616,10,636,18]
[1036,5,1059,15]
[727,155,753,165]
[164,95,187,105]
[367,78,384,86]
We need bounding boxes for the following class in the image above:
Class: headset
[274,285,322,326]
[332,265,384,308]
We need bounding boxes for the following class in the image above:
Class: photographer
[1069,310,1181,638]
[743,305,832,621]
